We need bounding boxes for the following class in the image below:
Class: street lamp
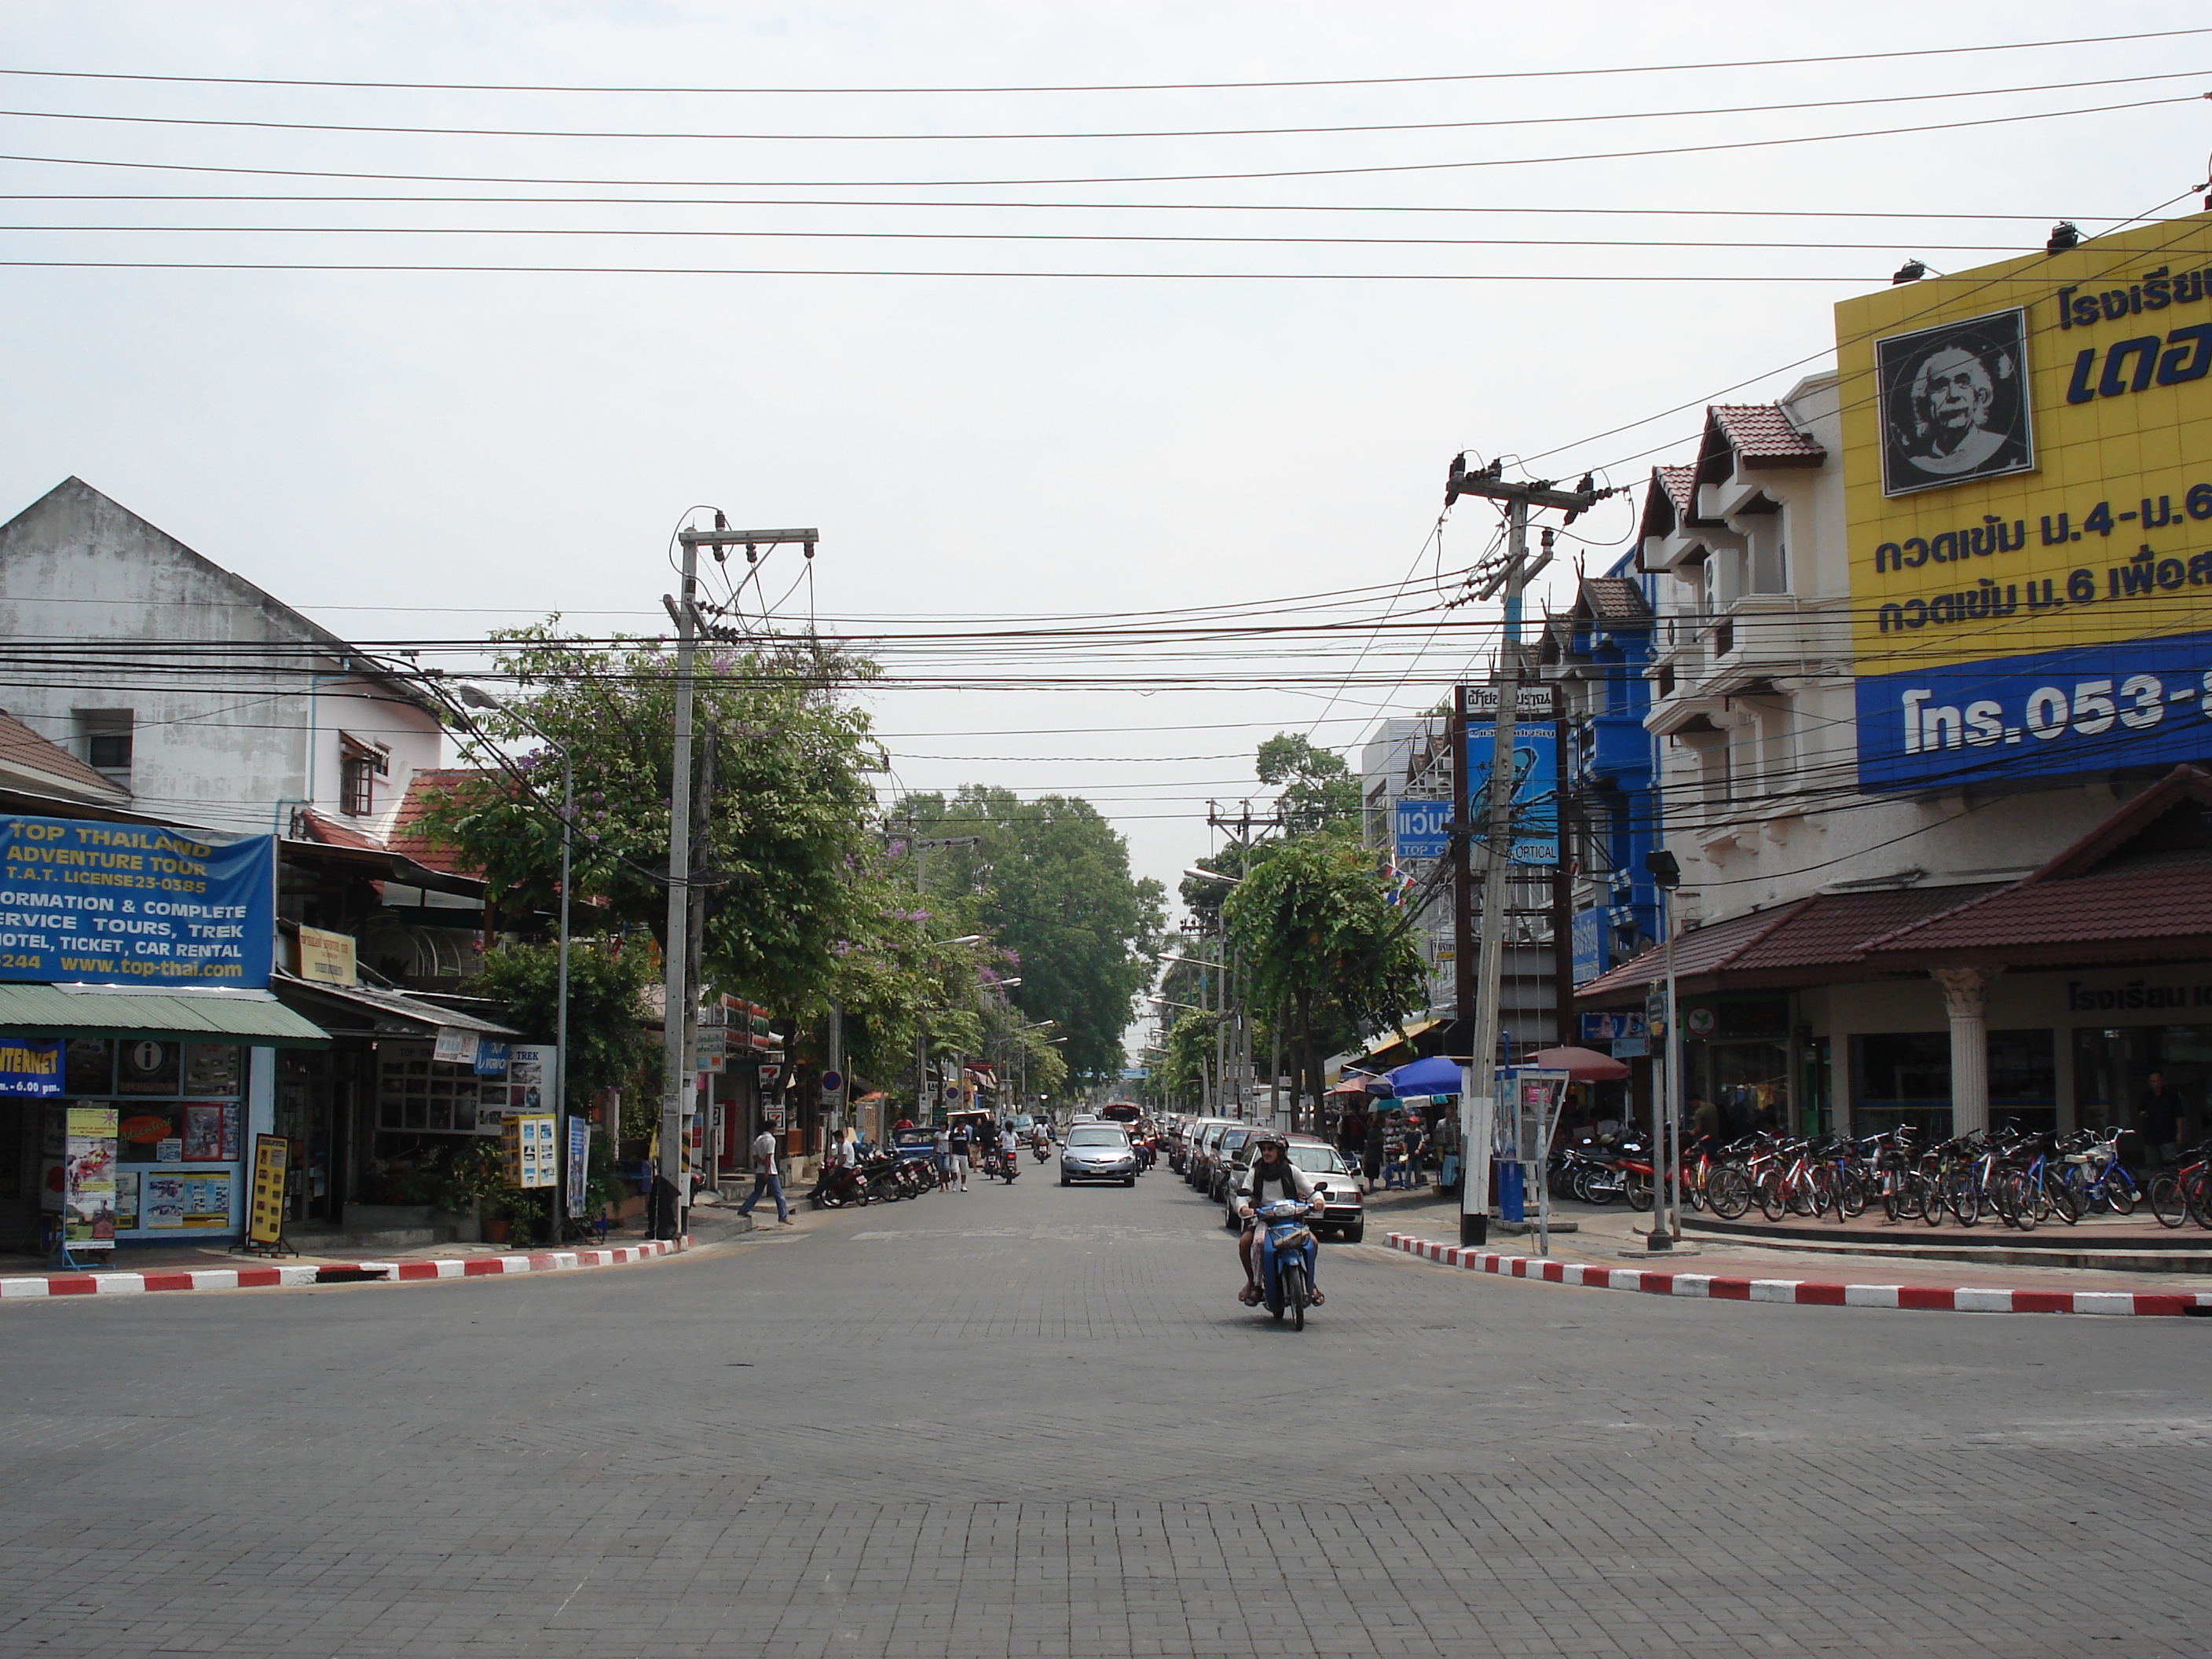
[1183,866,1242,884]
[1146,995,1200,1013]
[459,683,573,1246]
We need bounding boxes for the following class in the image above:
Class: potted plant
[431,1142,507,1243]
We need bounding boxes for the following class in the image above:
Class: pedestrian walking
[948,1120,972,1190]
[737,1126,793,1225]
[1361,1111,1386,1192]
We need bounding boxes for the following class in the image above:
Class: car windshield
[1068,1128,1128,1148]
[1288,1147,1344,1174]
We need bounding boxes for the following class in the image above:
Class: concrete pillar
[1933,966,2002,1136]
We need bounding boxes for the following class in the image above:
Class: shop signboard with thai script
[0,815,276,987]
[1464,722,1560,866]
[295,925,357,987]
[0,1037,63,1096]
[1838,216,2212,791]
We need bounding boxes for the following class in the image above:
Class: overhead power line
[0,27,2200,94]
[0,93,2188,190]
[0,69,2195,142]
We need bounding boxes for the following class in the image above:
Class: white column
[1933,967,2001,1137]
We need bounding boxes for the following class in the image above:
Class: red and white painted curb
[1386,1231,2212,1317]
[0,1236,690,1302]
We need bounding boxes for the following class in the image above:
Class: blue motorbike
[1253,1198,1319,1330]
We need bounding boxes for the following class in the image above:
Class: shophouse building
[1578,211,2212,1148]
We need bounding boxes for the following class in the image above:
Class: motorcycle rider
[1236,1134,1324,1307]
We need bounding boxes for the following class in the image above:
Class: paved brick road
[3,1165,2208,1658]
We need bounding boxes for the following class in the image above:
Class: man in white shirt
[737,1126,793,1225]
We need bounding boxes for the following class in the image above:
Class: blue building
[1540,542,1666,991]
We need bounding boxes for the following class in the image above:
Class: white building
[0,478,448,844]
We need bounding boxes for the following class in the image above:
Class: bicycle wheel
[2102,1173,2138,1218]
[2188,1170,2212,1230]
[1757,1170,1788,1221]
[2149,1174,2186,1229]
[1999,1173,2038,1232]
[1944,1170,1980,1228]
[1708,1166,1752,1221]
[1625,1171,1654,1212]
[1807,1164,1838,1219]
[1922,1170,1951,1227]
[1787,1170,1817,1218]
[1837,1170,1871,1220]
[2044,1173,2081,1226]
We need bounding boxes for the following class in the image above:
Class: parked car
[1187,1119,1234,1189]
[1224,1135,1364,1243]
[1205,1126,1258,1202]
[1059,1124,1139,1186]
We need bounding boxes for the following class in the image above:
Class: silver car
[1059,1125,1138,1187]
[1224,1136,1364,1243]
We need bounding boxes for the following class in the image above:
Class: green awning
[0,984,330,1047]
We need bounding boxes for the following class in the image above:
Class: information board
[0,815,275,987]
[62,1104,119,1249]
[503,1111,557,1188]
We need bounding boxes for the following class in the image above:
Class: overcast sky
[2,2,2205,948]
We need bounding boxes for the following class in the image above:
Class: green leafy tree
[473,936,661,1120]
[1225,834,1425,1130]
[1255,733,1361,836]
[894,788,1165,1085]
[415,623,884,1014]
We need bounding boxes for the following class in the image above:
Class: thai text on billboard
[1837,216,2212,791]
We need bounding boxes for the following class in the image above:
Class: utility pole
[908,830,978,1129]
[661,520,818,1236]
[1445,458,1613,1249]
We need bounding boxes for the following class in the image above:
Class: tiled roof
[0,709,127,802]
[1638,464,1699,541]
[386,767,489,875]
[1580,576,1651,624]
[1708,404,1826,467]
[296,807,386,852]
[1860,765,2212,968]
[1861,858,2212,968]
[1577,882,2005,1005]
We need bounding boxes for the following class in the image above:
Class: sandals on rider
[1238,1283,1262,1306]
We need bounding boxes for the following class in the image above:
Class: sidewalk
[0,1210,753,1302]
[1359,1179,2212,1306]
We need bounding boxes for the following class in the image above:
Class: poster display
[247,1133,288,1245]
[144,1173,188,1229]
[503,1111,556,1188]
[0,814,276,987]
[63,1104,119,1249]
[566,1114,591,1214]
[432,1027,479,1067]
[508,1045,549,1111]
[1838,218,2212,791]
[112,1170,140,1230]
[181,1102,238,1163]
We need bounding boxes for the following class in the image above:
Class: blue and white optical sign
[0,815,276,988]
[1393,798,1451,861]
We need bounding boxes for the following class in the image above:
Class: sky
[2,0,2207,958]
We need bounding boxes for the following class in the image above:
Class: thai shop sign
[1837,218,2212,792]
[0,814,276,987]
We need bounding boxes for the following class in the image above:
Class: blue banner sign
[0,815,276,987]
[1465,724,1559,865]
[1571,907,1609,985]
[1393,797,1451,861]
[0,1037,64,1095]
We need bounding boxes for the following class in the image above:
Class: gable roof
[296,806,388,852]
[1705,405,1827,471]
[1577,881,2005,1005]
[0,478,438,714]
[0,709,130,804]
[386,767,489,876]
[1638,463,1700,540]
[1580,575,1651,626]
[1859,767,2212,969]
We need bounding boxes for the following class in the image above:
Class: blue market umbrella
[1387,1054,1463,1097]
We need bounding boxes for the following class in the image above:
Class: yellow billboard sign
[1836,213,2212,790]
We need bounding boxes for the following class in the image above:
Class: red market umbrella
[1527,1046,1632,1082]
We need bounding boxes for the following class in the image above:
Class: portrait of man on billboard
[1876,307,2034,496]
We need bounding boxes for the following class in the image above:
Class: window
[339,734,388,817]
[73,709,134,782]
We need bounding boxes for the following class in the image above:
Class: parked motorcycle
[1251,1198,1319,1330]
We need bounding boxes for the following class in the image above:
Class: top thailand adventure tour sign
[0,815,276,988]
[1838,213,2212,792]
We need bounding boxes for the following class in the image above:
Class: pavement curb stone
[1386,1230,2212,1317]
[0,1236,694,1302]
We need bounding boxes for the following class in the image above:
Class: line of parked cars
[1164,1114,1364,1243]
